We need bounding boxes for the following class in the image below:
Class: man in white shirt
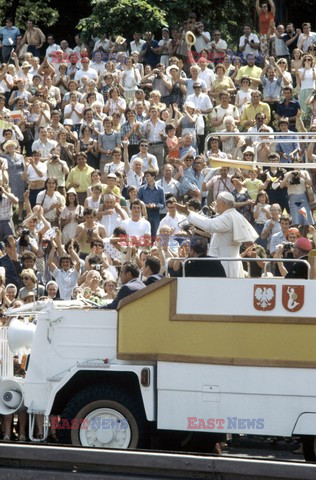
[194,23,211,53]
[121,199,151,243]
[74,58,98,85]
[48,243,80,300]
[159,197,186,234]
[239,25,260,59]
[197,58,215,92]
[93,34,112,53]
[186,82,213,112]
[31,127,57,160]
[298,22,316,52]
[142,106,165,172]
[45,34,60,61]
[64,92,85,129]
[187,82,212,151]
[156,163,183,215]
[209,30,227,62]
[90,50,106,75]
[130,32,146,54]
[60,39,73,58]
[130,139,159,174]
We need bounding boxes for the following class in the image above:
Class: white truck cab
[2,272,316,461]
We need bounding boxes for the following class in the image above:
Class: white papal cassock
[188,208,258,277]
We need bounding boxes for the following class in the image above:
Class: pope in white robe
[186,192,258,277]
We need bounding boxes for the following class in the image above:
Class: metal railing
[166,256,311,279]
[0,327,14,379]
[205,131,316,164]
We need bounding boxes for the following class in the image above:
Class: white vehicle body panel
[157,362,316,436]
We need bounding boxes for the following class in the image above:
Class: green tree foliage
[77,0,253,48]
[0,0,59,28]
[165,0,254,47]
[77,0,168,40]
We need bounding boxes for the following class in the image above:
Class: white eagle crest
[255,287,274,309]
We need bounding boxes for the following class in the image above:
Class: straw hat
[3,139,18,150]
[185,31,196,46]
[21,61,31,69]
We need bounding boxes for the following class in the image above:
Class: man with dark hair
[184,237,226,277]
[276,87,300,131]
[19,19,46,57]
[241,90,271,128]
[143,256,163,285]
[48,244,81,300]
[45,34,60,62]
[270,214,292,256]
[138,171,165,238]
[0,17,20,62]
[283,24,300,58]
[21,251,37,270]
[298,22,316,52]
[104,262,145,309]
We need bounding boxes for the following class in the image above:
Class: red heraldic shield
[254,285,276,311]
[282,285,304,312]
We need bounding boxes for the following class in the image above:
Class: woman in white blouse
[298,54,316,112]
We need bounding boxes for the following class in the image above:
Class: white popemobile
[1,264,316,461]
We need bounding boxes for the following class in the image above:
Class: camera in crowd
[191,21,203,35]
[153,68,162,78]
[91,264,101,271]
[88,255,103,271]
[19,229,30,247]
[289,171,300,185]
[282,242,294,258]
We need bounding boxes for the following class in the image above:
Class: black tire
[58,384,148,449]
[303,436,316,462]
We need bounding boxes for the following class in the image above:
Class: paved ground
[222,435,305,462]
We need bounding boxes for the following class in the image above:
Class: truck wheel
[58,385,148,449]
[303,436,316,461]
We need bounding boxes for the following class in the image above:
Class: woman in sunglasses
[298,55,316,113]
[18,268,45,301]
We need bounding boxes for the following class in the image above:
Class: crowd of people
[0,3,315,319]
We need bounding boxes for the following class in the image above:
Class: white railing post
[0,327,14,379]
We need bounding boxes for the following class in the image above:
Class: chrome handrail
[165,256,311,278]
